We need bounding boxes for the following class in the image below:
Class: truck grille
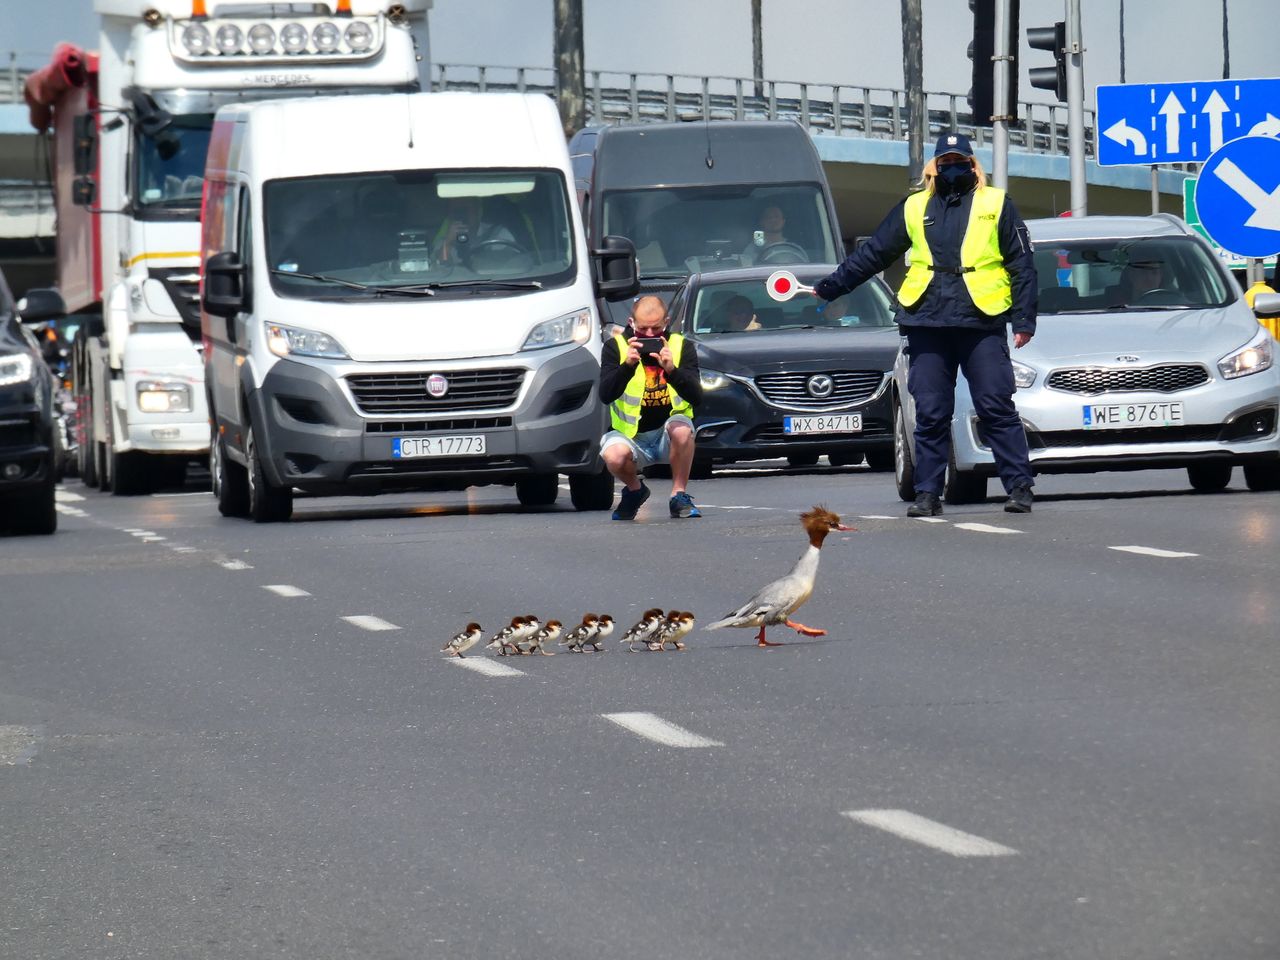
[752,370,885,409]
[346,368,525,415]
[149,267,203,342]
[1046,364,1209,396]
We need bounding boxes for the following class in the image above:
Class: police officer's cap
[933,132,975,158]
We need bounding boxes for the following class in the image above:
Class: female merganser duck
[588,614,615,652]
[705,506,854,647]
[486,616,527,656]
[522,619,562,655]
[442,622,484,658]
[620,609,665,652]
[656,611,696,651]
[560,614,600,653]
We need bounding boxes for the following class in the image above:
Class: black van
[569,120,842,326]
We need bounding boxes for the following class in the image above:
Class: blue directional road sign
[1096,77,1280,167]
[1195,136,1280,259]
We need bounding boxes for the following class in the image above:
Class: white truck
[24,0,430,493]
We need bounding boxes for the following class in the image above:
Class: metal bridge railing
[0,52,46,105]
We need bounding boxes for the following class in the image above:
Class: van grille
[347,369,525,415]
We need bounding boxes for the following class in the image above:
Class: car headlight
[700,369,729,391]
[266,323,350,359]
[1217,327,1274,380]
[0,353,33,387]
[523,309,592,350]
[136,380,192,413]
[1011,360,1036,389]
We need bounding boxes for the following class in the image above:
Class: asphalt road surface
[2,461,1277,959]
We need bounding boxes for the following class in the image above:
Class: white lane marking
[858,514,900,520]
[219,559,253,571]
[141,535,167,542]
[842,809,1018,857]
[151,491,212,497]
[558,483,572,492]
[954,522,1020,535]
[54,489,84,502]
[129,531,156,538]
[603,712,723,748]
[342,615,400,632]
[1109,545,1199,559]
[170,545,199,554]
[450,658,524,677]
[914,516,948,524]
[54,505,87,517]
[263,584,311,598]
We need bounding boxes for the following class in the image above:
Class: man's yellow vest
[898,186,1012,316]
[609,333,693,438]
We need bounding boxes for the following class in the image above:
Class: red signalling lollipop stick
[765,269,815,302]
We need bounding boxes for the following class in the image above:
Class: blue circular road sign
[1195,135,1280,259]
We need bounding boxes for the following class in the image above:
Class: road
[2,463,1277,959]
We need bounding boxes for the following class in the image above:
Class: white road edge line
[219,559,253,571]
[341,615,401,632]
[1109,545,1199,559]
[603,712,723,748]
[450,658,524,677]
[263,584,311,598]
[953,522,1021,535]
[842,809,1018,857]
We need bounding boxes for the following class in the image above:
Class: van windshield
[264,169,576,298]
[601,183,837,278]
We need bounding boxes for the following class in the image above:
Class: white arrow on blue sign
[1096,78,1280,167]
[1195,136,1280,259]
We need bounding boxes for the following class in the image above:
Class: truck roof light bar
[169,15,384,62]
[192,0,207,16]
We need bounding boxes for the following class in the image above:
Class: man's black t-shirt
[598,328,703,433]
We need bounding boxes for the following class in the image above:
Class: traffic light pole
[991,0,1011,188]
[1066,0,1087,215]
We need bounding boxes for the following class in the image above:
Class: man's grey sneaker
[612,482,651,521]
[669,491,701,518]
[906,492,943,517]
[1004,485,1033,513]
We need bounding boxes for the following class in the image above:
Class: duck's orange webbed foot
[756,626,784,647]
[785,619,826,637]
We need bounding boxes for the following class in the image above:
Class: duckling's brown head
[801,505,855,546]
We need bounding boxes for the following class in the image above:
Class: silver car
[892,214,1280,503]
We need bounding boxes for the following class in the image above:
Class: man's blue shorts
[600,414,694,470]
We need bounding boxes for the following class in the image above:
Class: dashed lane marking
[953,522,1020,535]
[913,516,948,524]
[857,514,900,520]
[1109,545,1199,559]
[54,505,87,517]
[219,559,253,571]
[54,489,84,502]
[129,531,157,538]
[263,584,311,598]
[341,615,401,632]
[450,658,524,677]
[842,809,1018,857]
[603,712,724,748]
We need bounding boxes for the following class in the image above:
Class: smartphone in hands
[633,336,666,361]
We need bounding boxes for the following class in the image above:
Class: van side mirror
[73,114,98,175]
[1253,292,1280,318]
[203,251,248,318]
[15,288,67,324]
[72,175,96,207]
[592,234,639,302]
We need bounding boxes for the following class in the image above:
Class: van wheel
[8,467,57,536]
[1243,461,1280,492]
[569,469,614,510]
[245,425,292,523]
[893,402,915,502]
[212,426,250,517]
[517,472,560,507]
[1187,462,1232,493]
[943,452,988,505]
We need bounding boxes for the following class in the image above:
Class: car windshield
[601,183,838,278]
[133,114,213,217]
[1032,235,1234,313]
[688,278,896,335]
[265,169,576,298]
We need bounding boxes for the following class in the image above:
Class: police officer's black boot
[1004,485,1033,513]
[906,492,943,517]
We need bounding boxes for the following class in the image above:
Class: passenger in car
[1110,260,1168,304]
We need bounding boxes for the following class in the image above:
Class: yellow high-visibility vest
[609,333,692,437]
[898,186,1013,316]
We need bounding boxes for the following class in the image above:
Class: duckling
[485,616,527,656]
[588,614,615,652]
[656,611,696,651]
[560,614,600,653]
[441,622,484,658]
[522,619,562,655]
[705,506,854,647]
[620,608,666,652]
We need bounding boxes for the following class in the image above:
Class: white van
[200,92,637,521]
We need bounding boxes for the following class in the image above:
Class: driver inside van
[433,196,516,265]
[740,204,789,265]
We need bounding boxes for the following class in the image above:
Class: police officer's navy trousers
[904,325,1034,495]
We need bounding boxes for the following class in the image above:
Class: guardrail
[0,52,44,105]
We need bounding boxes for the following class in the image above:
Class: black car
[665,266,899,475]
[0,273,66,536]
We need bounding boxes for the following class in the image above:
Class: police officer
[814,132,1037,515]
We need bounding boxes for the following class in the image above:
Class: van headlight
[0,353,33,386]
[523,309,592,350]
[266,323,350,359]
[1217,327,1274,380]
[1011,360,1037,389]
[136,380,192,413]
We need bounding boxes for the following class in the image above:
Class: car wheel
[8,464,57,536]
[516,472,560,507]
[1187,462,1232,493]
[864,447,895,472]
[569,468,613,511]
[943,451,988,505]
[245,425,293,523]
[211,426,250,517]
[1243,461,1280,492]
[828,450,864,468]
[787,452,819,467]
[893,402,915,502]
[689,455,714,480]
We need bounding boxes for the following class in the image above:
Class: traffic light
[1027,20,1067,102]
[968,0,1019,127]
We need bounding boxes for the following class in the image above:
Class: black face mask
[937,161,977,194]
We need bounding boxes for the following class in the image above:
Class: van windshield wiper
[400,279,544,292]
[270,269,436,297]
